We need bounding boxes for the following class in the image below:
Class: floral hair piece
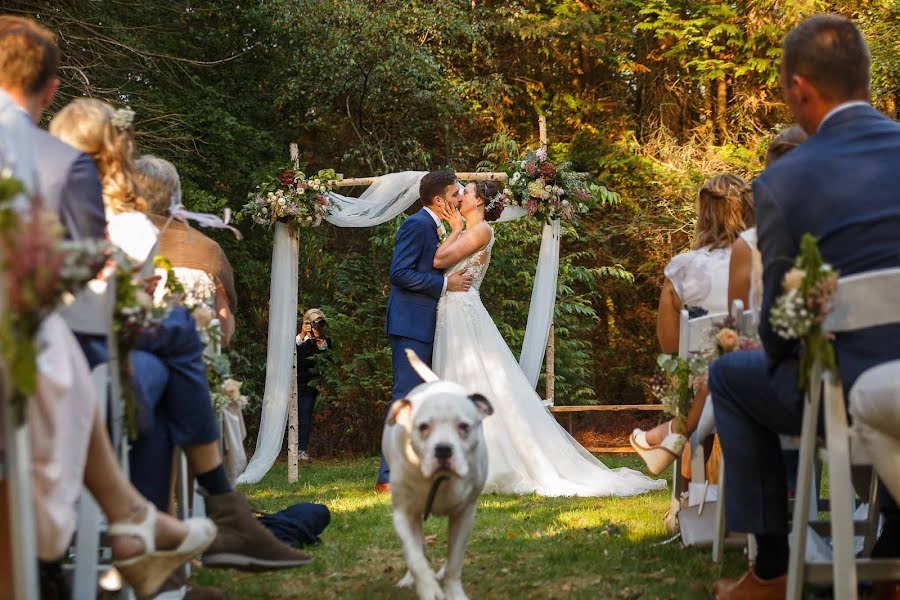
[486,190,508,213]
[111,107,135,130]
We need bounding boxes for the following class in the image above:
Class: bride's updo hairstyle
[692,173,752,250]
[475,180,506,222]
[50,98,147,214]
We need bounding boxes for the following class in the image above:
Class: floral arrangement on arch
[769,233,839,389]
[502,146,618,224]
[239,146,342,230]
[0,174,111,421]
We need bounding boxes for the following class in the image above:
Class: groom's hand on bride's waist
[447,269,472,293]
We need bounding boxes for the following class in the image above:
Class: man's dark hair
[419,170,457,207]
[782,14,870,102]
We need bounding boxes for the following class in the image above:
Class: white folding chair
[0,369,41,600]
[786,267,900,600]
[61,275,133,600]
[672,308,727,526]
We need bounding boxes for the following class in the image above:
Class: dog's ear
[469,393,493,417]
[387,398,413,426]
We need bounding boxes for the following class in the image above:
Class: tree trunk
[885,92,897,120]
[702,80,714,140]
[715,75,728,143]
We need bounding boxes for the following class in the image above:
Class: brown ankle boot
[201,491,312,571]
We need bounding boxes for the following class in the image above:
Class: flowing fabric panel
[236,223,299,484]
[517,219,561,389]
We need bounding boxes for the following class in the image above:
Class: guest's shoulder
[32,127,85,166]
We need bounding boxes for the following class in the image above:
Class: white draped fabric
[236,172,559,484]
[235,223,299,484]
[517,219,561,389]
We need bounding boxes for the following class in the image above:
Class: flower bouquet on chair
[0,182,110,421]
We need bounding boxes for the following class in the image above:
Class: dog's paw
[442,578,469,600]
[396,571,414,589]
[415,575,445,600]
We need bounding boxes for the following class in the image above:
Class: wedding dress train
[433,227,665,496]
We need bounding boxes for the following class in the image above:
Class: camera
[310,318,328,338]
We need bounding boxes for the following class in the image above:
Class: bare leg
[82,409,187,560]
[646,381,709,446]
[183,441,222,475]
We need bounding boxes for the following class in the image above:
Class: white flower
[261,207,268,214]
[110,108,135,130]
[221,378,242,401]
[193,304,214,328]
[134,290,153,310]
[278,197,286,206]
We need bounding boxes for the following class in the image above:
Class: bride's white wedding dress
[433,226,666,496]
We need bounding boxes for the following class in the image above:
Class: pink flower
[526,198,538,216]
[716,328,739,352]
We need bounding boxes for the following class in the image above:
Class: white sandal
[629,422,686,476]
[110,503,217,597]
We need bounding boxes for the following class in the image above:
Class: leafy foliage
[12,0,898,454]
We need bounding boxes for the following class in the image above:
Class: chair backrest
[825,267,900,333]
[60,273,115,337]
[678,308,728,358]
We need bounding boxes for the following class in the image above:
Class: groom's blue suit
[710,104,900,536]
[379,207,445,483]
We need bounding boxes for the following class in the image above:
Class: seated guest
[0,16,215,598]
[135,154,237,346]
[631,174,753,474]
[295,308,333,461]
[709,15,900,598]
[49,97,311,573]
[727,125,808,315]
[135,154,247,483]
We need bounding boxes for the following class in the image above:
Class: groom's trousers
[378,335,433,484]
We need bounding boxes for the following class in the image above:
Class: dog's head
[388,383,493,479]
[387,350,493,479]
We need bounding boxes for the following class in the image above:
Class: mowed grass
[193,456,746,599]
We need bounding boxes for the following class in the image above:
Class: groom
[376,170,472,492]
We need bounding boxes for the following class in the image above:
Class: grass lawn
[193,455,747,599]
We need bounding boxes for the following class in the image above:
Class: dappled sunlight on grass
[197,456,747,599]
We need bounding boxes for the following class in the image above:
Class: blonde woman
[631,174,753,474]
[50,98,312,575]
[294,308,332,461]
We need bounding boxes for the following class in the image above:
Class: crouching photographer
[295,308,332,461]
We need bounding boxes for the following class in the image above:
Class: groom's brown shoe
[712,570,786,599]
[374,482,391,494]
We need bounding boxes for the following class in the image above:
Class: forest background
[9,0,899,456]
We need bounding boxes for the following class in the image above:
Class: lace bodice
[446,226,495,292]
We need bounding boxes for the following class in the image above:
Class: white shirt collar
[422,206,442,228]
[818,101,870,132]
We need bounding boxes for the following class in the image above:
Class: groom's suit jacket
[756,104,900,394]
[385,207,444,343]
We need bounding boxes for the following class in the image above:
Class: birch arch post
[237,116,564,485]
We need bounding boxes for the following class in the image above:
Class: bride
[431,181,665,496]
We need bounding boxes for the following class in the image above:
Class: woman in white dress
[630,174,754,475]
[431,180,665,497]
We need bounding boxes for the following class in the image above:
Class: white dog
[383,349,493,600]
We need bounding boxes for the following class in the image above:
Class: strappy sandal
[110,503,217,597]
[629,422,687,476]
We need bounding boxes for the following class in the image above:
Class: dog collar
[423,475,451,521]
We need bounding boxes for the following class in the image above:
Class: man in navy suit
[709,15,900,599]
[376,170,472,492]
